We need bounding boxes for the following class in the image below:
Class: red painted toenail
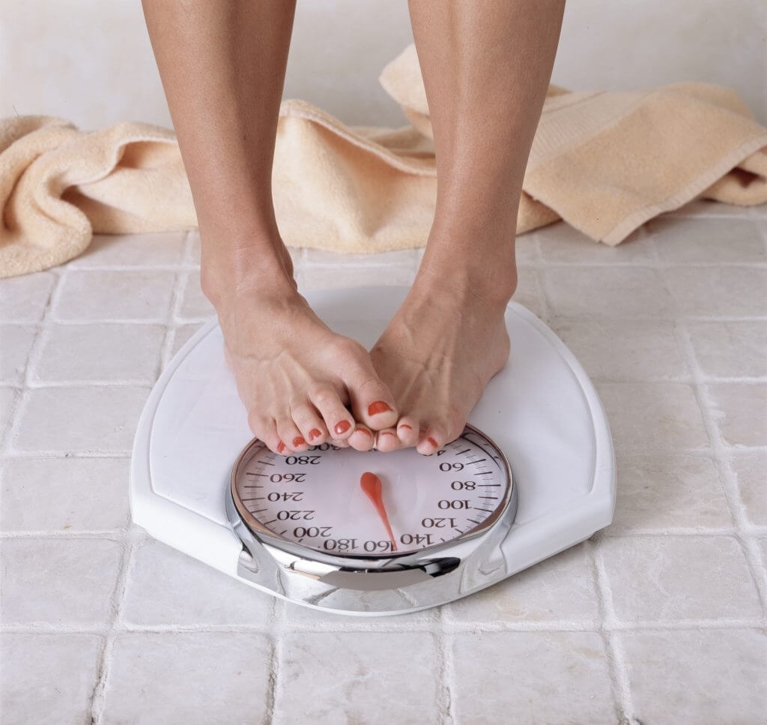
[308,429,321,441]
[293,437,306,448]
[368,401,392,416]
[400,424,412,430]
[277,442,286,453]
[355,427,373,437]
[335,420,351,435]
[427,437,439,448]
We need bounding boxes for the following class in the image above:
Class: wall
[1,0,764,132]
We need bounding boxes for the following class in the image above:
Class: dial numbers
[233,428,511,557]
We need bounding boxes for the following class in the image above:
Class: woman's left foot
[370,264,514,454]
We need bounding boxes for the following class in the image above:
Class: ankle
[201,254,297,310]
[199,234,296,309]
[416,252,518,306]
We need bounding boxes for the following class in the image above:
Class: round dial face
[231,425,512,558]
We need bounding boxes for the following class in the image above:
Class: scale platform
[130,286,616,616]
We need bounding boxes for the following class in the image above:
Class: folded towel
[1,43,766,279]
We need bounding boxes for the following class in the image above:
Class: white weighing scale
[130,286,616,616]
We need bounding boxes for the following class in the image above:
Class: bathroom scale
[130,285,616,616]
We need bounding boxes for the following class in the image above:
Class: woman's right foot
[205,261,400,456]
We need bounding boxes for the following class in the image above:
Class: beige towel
[1,43,766,279]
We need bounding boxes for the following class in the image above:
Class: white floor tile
[31,323,165,383]
[54,270,176,321]
[621,629,767,724]
[274,632,440,725]
[598,535,762,622]
[103,633,271,724]
[0,325,38,383]
[607,454,733,534]
[68,232,186,268]
[0,457,130,532]
[13,386,150,453]
[451,631,616,724]
[0,271,56,322]
[0,633,104,724]
[0,538,122,625]
[122,538,272,626]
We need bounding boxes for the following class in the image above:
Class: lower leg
[141,0,399,453]
[371,0,565,454]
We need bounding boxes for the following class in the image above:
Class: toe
[344,360,399,431]
[375,428,400,452]
[309,384,356,441]
[395,416,420,447]
[348,424,375,451]
[276,417,309,453]
[290,401,328,447]
[254,417,285,456]
[416,426,447,456]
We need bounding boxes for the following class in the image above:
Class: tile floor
[1,199,766,724]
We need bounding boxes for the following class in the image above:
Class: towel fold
[1,42,766,279]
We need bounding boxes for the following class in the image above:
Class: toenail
[277,442,286,453]
[400,423,412,430]
[355,426,373,437]
[293,437,306,448]
[368,401,392,416]
[427,437,439,448]
[335,420,351,435]
[308,428,321,441]
[381,430,396,436]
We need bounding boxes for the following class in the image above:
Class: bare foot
[204,251,399,455]
[370,266,513,455]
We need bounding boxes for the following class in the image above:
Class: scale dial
[231,424,513,559]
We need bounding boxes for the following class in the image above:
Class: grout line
[89,528,143,724]
[262,634,281,725]
[436,608,455,725]
[653,255,767,624]
[0,269,65,456]
[588,538,636,722]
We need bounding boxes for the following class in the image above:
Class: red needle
[359,471,398,552]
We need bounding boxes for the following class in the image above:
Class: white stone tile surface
[0,633,104,724]
[102,633,271,724]
[598,535,762,622]
[13,386,150,453]
[451,631,616,724]
[621,629,767,724]
[443,542,599,624]
[0,457,130,532]
[54,270,176,321]
[543,266,674,318]
[122,538,272,626]
[0,325,38,383]
[0,271,56,322]
[663,266,767,317]
[687,320,767,379]
[607,454,733,533]
[649,216,766,263]
[0,386,19,445]
[274,632,440,724]
[2,212,766,723]
[596,382,710,451]
[707,383,767,448]
[0,538,123,624]
[68,232,186,268]
[550,317,689,381]
[31,323,165,383]
[730,451,767,528]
